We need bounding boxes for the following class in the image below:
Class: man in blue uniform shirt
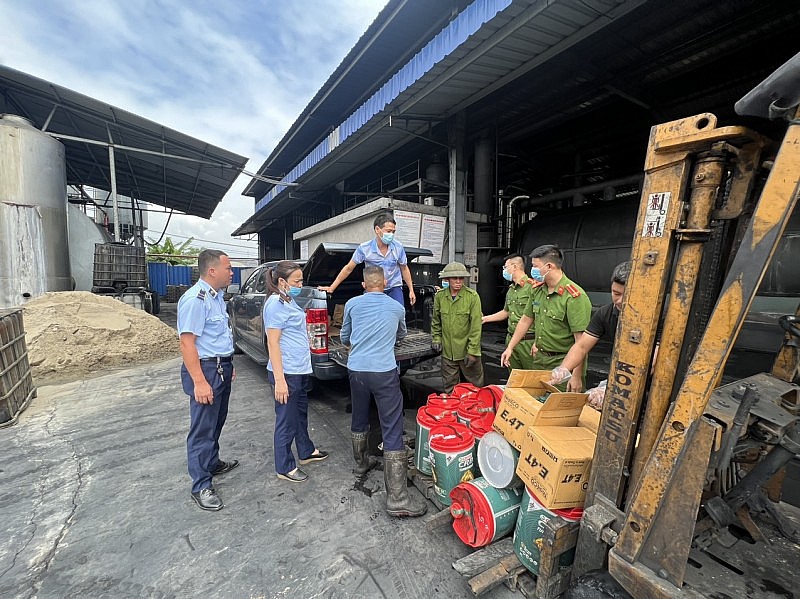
[341,266,427,517]
[177,249,239,511]
[319,211,416,306]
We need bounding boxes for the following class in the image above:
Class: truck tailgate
[328,329,435,368]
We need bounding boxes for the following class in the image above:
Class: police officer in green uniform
[501,245,591,392]
[482,254,542,370]
[431,262,484,393]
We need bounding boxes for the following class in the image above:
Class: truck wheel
[565,570,633,599]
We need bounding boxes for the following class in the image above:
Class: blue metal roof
[251,0,512,213]
[236,0,643,234]
[242,0,473,200]
[236,0,800,236]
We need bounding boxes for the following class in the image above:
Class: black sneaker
[191,487,223,511]
[211,459,240,476]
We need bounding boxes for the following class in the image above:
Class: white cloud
[2,0,387,257]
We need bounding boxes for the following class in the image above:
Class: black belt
[522,333,536,341]
[200,356,233,363]
[537,349,565,357]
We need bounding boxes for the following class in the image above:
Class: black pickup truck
[227,242,440,380]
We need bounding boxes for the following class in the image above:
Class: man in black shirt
[548,261,630,408]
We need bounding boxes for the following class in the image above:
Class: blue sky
[2,0,387,259]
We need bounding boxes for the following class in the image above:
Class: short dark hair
[529,245,563,268]
[504,254,526,270]
[198,249,227,275]
[612,261,631,286]
[373,211,396,229]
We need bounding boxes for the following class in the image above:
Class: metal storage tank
[0,114,71,308]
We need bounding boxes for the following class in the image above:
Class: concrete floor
[0,306,519,599]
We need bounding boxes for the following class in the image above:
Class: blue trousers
[348,369,404,452]
[182,361,233,494]
[384,286,404,305]
[268,371,316,474]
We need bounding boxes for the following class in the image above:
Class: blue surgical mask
[502,269,513,282]
[530,266,546,283]
[381,232,394,244]
[441,281,450,289]
[287,286,302,297]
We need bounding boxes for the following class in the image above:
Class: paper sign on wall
[393,210,423,249]
[419,214,446,263]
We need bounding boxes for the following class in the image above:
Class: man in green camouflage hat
[431,262,484,393]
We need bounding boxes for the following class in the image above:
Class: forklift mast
[571,52,800,598]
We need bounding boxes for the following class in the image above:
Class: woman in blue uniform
[263,261,328,482]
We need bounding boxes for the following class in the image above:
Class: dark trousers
[268,371,315,474]
[349,369,404,452]
[384,286,404,305]
[182,361,233,494]
[441,356,484,394]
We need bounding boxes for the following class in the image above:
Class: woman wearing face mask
[263,261,328,483]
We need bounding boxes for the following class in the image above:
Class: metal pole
[108,145,121,241]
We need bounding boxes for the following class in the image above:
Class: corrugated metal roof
[0,65,248,220]
[236,0,645,234]
[236,0,800,236]
[243,0,474,200]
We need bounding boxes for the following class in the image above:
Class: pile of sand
[22,291,180,385]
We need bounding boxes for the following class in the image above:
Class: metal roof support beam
[448,112,467,264]
[108,145,120,241]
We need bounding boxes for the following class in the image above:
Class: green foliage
[146,236,202,265]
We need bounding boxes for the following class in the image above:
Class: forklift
[552,53,800,598]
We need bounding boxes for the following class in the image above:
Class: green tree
[146,236,202,265]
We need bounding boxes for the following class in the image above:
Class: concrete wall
[294,197,486,266]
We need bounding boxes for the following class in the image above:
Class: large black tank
[515,199,800,379]
[516,199,800,298]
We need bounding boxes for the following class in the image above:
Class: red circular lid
[456,397,479,415]
[429,423,474,452]
[467,411,496,437]
[475,385,503,411]
[427,394,461,412]
[449,480,493,547]
[453,382,480,398]
[416,405,457,426]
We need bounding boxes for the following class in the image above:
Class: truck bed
[327,328,435,369]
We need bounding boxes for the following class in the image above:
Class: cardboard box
[578,404,601,434]
[517,426,596,510]
[492,370,551,451]
[492,369,588,451]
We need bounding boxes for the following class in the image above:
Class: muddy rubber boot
[384,450,427,517]
[352,431,377,476]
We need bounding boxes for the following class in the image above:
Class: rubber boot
[384,450,427,517]
[351,431,377,476]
